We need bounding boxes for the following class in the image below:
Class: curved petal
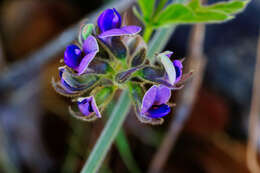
[78,98,92,116]
[76,52,98,75]
[77,36,99,75]
[141,85,157,114]
[61,78,80,92]
[64,44,82,69]
[173,60,183,83]
[154,85,171,105]
[97,8,121,32]
[112,8,121,28]
[147,104,171,118]
[165,51,173,58]
[90,96,102,118]
[59,68,82,92]
[158,52,176,85]
[77,96,101,118]
[99,26,142,38]
[83,35,99,54]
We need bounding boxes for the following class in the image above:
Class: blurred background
[0,0,259,172]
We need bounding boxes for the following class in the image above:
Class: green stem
[154,0,168,17]
[80,91,131,173]
[105,101,141,173]
[143,26,153,43]
[115,130,142,173]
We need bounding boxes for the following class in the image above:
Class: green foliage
[137,0,156,22]
[136,0,249,28]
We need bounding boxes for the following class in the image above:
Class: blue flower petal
[173,60,183,83]
[77,96,102,117]
[78,99,93,116]
[147,104,171,118]
[97,8,121,33]
[76,35,99,75]
[64,44,82,70]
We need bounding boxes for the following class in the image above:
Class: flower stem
[80,91,131,173]
[115,130,142,173]
[143,26,153,43]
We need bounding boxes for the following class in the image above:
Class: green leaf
[154,0,169,16]
[187,0,200,10]
[193,10,233,22]
[206,0,249,14]
[153,0,249,27]
[137,0,156,20]
[154,4,194,25]
[132,6,145,23]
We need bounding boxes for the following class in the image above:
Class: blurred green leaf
[154,4,194,26]
[187,0,200,9]
[132,6,145,23]
[149,0,249,27]
[137,0,156,21]
[154,0,169,16]
[206,0,249,14]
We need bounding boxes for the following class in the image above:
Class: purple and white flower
[141,85,171,118]
[77,96,101,118]
[165,51,183,83]
[64,35,99,75]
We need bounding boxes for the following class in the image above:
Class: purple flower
[64,35,99,75]
[77,96,101,118]
[141,85,171,118]
[173,60,183,83]
[166,51,183,83]
[97,8,141,38]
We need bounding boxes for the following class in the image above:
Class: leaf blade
[137,0,156,20]
[206,0,249,14]
[153,0,249,27]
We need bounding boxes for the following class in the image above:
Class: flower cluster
[52,8,191,124]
